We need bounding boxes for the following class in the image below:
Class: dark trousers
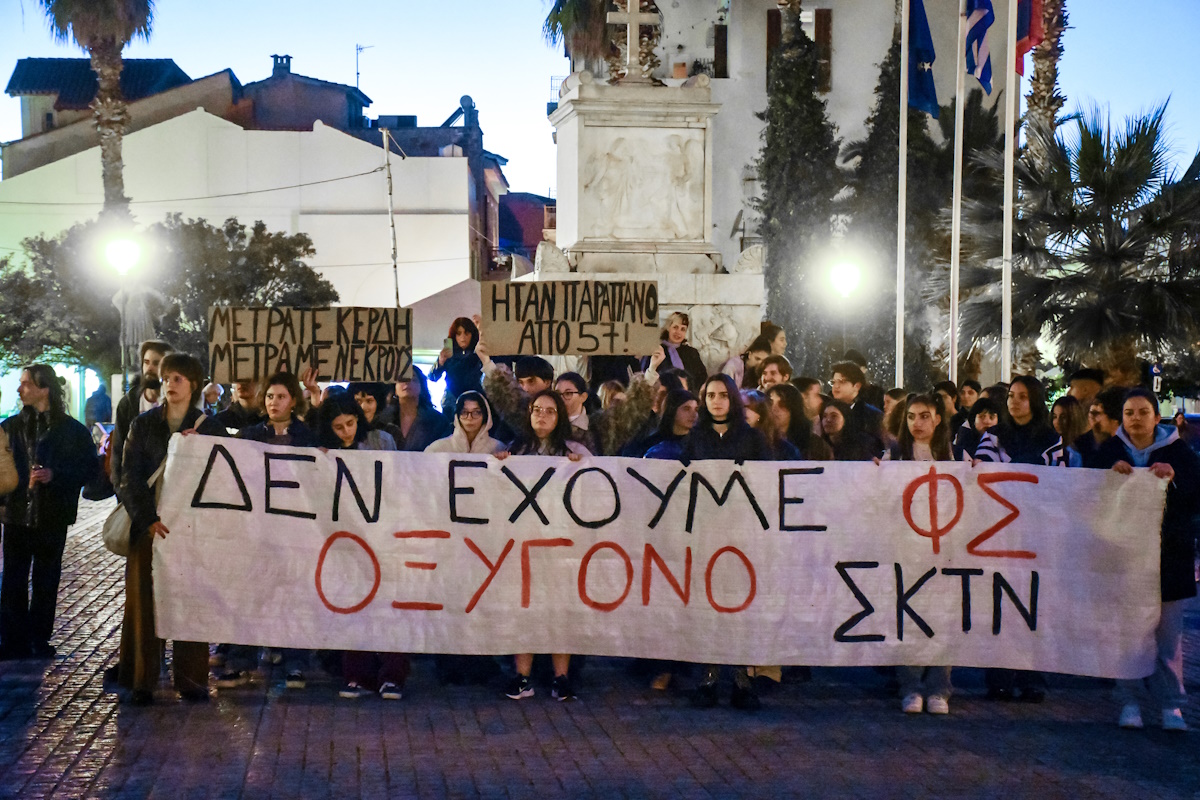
[0,523,68,650]
[117,534,208,693]
[343,651,410,689]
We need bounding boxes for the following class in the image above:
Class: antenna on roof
[355,44,373,89]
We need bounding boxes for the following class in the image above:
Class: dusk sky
[1,0,1198,194]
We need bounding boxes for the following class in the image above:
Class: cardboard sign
[207,306,412,383]
[481,280,660,357]
[155,435,1165,679]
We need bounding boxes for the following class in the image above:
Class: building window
[44,112,54,131]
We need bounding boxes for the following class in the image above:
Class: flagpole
[949,0,968,385]
[1000,0,1018,382]
[896,0,911,388]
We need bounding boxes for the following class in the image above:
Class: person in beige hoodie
[424,391,503,455]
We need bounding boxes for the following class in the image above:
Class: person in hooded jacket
[1093,388,1199,732]
[430,317,484,416]
[423,390,505,685]
[425,391,503,455]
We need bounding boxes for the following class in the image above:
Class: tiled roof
[4,58,192,109]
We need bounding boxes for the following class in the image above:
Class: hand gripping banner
[154,435,1165,679]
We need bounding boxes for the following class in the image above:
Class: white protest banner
[154,435,1164,679]
[481,280,660,356]
[207,306,412,384]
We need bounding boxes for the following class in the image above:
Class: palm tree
[544,0,611,74]
[956,106,1200,383]
[40,0,154,221]
[1026,0,1068,171]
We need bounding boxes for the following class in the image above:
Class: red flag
[1015,0,1044,76]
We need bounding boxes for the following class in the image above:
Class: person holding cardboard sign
[640,313,706,393]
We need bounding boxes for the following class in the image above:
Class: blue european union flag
[909,0,939,117]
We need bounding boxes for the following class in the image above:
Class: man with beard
[109,340,171,492]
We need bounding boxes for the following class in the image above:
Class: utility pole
[356,44,373,89]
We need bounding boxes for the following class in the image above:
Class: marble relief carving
[582,131,705,241]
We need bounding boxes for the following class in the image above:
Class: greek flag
[965,0,994,94]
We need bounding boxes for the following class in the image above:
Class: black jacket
[1072,430,1110,469]
[237,417,318,448]
[847,400,886,458]
[1,408,97,530]
[381,404,453,452]
[120,405,206,544]
[1093,431,1200,602]
[430,348,483,410]
[681,421,770,462]
[994,420,1061,465]
[203,403,265,436]
[109,382,144,488]
[642,342,708,393]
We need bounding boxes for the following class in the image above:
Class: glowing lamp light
[829,261,861,298]
[105,238,141,276]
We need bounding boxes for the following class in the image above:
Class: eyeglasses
[531,406,557,417]
[559,390,583,398]
[459,410,483,419]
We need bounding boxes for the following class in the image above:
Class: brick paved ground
[1,499,1198,799]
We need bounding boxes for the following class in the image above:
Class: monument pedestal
[543,71,765,371]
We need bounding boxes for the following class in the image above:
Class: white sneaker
[1118,704,1143,729]
[1162,708,1188,732]
[926,695,949,715]
[901,693,924,714]
[339,681,368,699]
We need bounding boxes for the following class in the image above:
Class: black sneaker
[215,670,250,689]
[504,674,534,700]
[692,681,719,709]
[730,685,761,711]
[551,675,576,702]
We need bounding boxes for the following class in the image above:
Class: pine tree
[754,28,841,377]
[843,31,943,386]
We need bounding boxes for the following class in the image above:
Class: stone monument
[534,0,765,373]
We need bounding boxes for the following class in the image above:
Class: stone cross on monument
[607,0,661,84]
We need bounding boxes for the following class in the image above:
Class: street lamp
[106,237,141,392]
[829,261,862,353]
[829,261,861,298]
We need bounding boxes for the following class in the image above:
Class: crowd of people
[0,314,1195,732]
